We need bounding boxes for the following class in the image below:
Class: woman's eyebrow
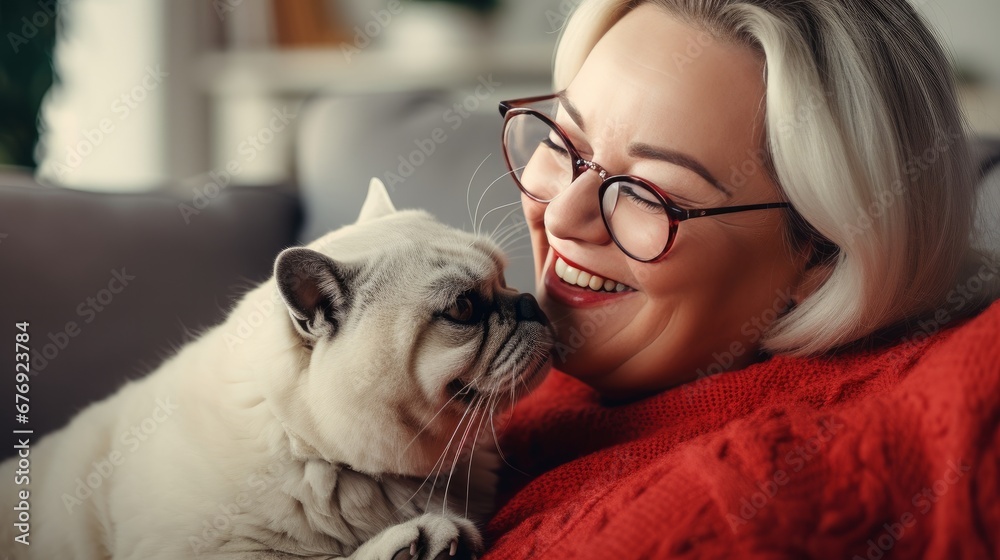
[628,143,732,198]
[556,91,587,133]
[557,90,732,198]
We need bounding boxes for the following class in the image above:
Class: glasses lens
[503,113,574,202]
[602,181,673,261]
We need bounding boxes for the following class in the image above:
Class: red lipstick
[542,251,636,308]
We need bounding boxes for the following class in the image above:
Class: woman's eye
[542,136,569,157]
[622,185,663,212]
[444,295,477,323]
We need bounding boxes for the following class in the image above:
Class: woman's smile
[542,247,638,308]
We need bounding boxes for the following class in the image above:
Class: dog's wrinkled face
[271,179,553,477]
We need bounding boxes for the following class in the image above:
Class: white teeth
[553,257,631,293]
[563,266,580,284]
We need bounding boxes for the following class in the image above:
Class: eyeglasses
[499,94,793,262]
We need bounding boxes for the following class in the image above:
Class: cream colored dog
[1,179,552,559]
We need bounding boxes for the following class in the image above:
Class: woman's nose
[544,168,612,245]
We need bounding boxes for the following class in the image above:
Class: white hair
[553,0,999,356]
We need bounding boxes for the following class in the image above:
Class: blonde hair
[553,0,999,356]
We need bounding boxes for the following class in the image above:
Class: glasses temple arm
[676,202,792,221]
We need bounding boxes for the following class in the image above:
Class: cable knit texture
[482,300,1000,559]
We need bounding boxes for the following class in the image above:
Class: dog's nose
[515,293,547,324]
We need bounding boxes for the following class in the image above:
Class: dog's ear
[274,248,351,341]
[357,177,397,223]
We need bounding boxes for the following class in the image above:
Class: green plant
[407,0,500,15]
[0,0,59,168]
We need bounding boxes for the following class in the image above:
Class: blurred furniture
[197,43,554,186]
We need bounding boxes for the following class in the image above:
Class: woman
[482,0,1000,558]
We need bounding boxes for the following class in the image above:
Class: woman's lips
[542,252,637,308]
[554,256,630,292]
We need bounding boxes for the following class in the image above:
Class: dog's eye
[445,295,475,323]
[443,293,480,324]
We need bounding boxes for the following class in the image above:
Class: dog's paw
[385,512,483,560]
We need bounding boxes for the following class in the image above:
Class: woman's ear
[789,243,837,306]
[781,213,840,307]
[790,262,833,306]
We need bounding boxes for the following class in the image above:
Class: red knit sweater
[483,300,1000,559]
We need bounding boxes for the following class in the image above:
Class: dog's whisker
[488,206,525,241]
[399,385,470,457]
[487,385,528,477]
[502,246,534,260]
[464,391,494,518]
[496,229,530,252]
[493,220,528,246]
[499,237,532,257]
[494,216,527,238]
[442,394,485,515]
[474,168,517,236]
[480,201,522,240]
[467,154,492,233]
[424,384,482,512]
[397,384,479,515]
[492,224,527,248]
[498,230,531,250]
[492,225,528,254]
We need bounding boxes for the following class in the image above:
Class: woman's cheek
[521,194,549,281]
[521,193,545,228]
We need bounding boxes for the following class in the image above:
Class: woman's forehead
[570,7,765,129]
[562,5,770,196]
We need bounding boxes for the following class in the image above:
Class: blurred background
[0,0,998,452]
[2,0,999,187]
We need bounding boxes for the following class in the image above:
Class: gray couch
[0,177,301,456]
[1,89,998,459]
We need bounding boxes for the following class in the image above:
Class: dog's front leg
[343,512,483,560]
